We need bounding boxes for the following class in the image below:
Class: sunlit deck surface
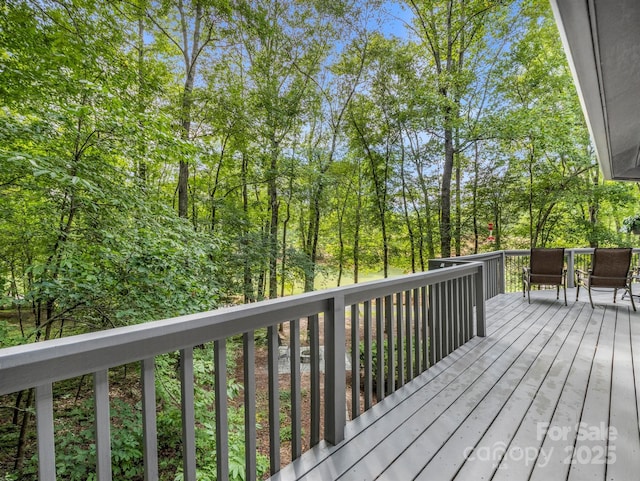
[270,288,640,481]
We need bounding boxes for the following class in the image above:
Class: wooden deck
[270,288,640,480]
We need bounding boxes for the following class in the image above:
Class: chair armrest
[575,269,589,284]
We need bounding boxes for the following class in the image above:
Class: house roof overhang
[549,0,640,180]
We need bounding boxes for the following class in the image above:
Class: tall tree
[407,0,503,257]
[146,0,227,218]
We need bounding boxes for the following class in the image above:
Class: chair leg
[628,287,636,311]
[613,288,618,303]
[576,283,580,301]
[563,283,567,306]
[587,287,595,309]
[556,284,560,300]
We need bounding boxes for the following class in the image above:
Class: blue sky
[379,1,414,39]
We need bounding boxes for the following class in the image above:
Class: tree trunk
[455,148,461,256]
[268,146,279,299]
[209,136,228,232]
[14,388,34,471]
[241,153,254,303]
[353,163,362,284]
[137,16,147,185]
[177,0,203,219]
[441,121,454,258]
[400,143,416,272]
[588,166,600,248]
[280,165,293,297]
[415,162,435,259]
[336,187,350,286]
[303,194,321,292]
[528,141,535,247]
[473,142,479,254]
[351,114,389,277]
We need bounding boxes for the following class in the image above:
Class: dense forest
[2,0,640,338]
[2,0,640,479]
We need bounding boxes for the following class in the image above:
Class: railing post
[35,383,56,481]
[325,294,346,445]
[475,265,486,337]
[214,340,229,481]
[180,348,196,481]
[567,249,576,288]
[500,251,506,294]
[94,370,112,481]
[267,326,280,474]
[141,358,158,481]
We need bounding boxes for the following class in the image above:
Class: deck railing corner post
[474,264,486,337]
[324,293,346,445]
[567,248,576,288]
[500,251,506,294]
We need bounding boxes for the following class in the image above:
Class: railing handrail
[0,263,483,397]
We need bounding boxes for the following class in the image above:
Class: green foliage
[621,215,640,234]
[14,347,269,481]
[3,0,640,477]
[359,339,389,379]
[0,320,23,348]
[19,398,146,481]
[155,347,269,481]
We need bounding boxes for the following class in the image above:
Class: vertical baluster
[243,332,257,481]
[385,295,394,394]
[460,277,467,343]
[214,340,228,480]
[363,300,373,410]
[428,284,437,366]
[461,277,467,344]
[435,282,443,362]
[267,325,280,474]
[451,279,458,353]
[413,288,420,374]
[309,314,320,446]
[141,358,158,481]
[180,348,196,481]
[447,279,454,356]
[290,319,302,459]
[94,370,112,481]
[405,290,413,381]
[466,275,473,342]
[35,383,56,481]
[422,286,429,371]
[396,292,404,387]
[461,277,467,345]
[350,304,360,420]
[450,276,457,344]
[375,297,384,401]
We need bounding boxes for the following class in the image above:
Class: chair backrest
[530,248,565,275]
[590,248,632,287]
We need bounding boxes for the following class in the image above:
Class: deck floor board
[269,289,640,481]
